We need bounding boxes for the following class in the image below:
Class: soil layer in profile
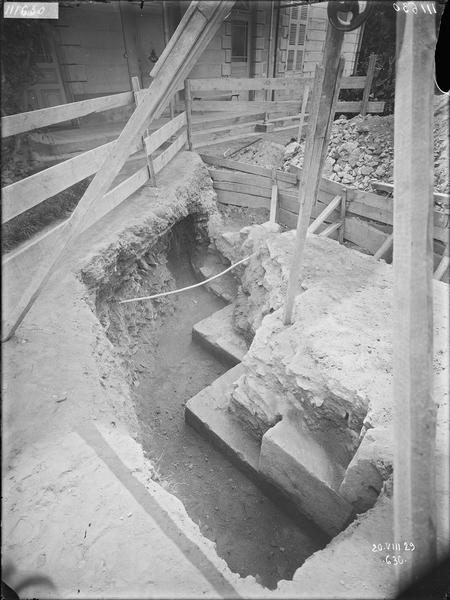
[132,245,328,589]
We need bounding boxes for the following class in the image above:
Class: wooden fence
[201,154,449,281]
[2,89,187,313]
[184,55,384,150]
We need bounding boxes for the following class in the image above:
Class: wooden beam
[338,193,346,244]
[297,82,310,142]
[201,154,298,184]
[269,169,278,223]
[283,24,346,325]
[318,221,341,238]
[308,195,342,234]
[132,76,156,186]
[433,244,449,281]
[190,100,302,113]
[184,79,194,150]
[371,179,450,208]
[2,0,236,342]
[1,92,134,138]
[393,6,437,592]
[373,232,393,261]
[360,53,377,117]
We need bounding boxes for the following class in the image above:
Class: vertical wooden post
[361,52,376,117]
[393,5,436,593]
[162,0,176,119]
[433,244,449,281]
[338,192,346,244]
[297,82,310,143]
[269,168,278,223]
[184,79,194,150]
[131,76,156,186]
[283,23,345,325]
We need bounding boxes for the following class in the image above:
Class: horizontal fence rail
[1,92,135,138]
[2,111,187,225]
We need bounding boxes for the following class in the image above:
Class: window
[286,4,308,72]
[231,20,248,62]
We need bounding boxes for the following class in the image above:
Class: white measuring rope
[119,254,255,304]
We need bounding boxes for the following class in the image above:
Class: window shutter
[287,4,308,73]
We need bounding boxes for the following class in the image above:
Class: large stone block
[259,419,354,536]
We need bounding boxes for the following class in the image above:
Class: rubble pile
[283,96,449,203]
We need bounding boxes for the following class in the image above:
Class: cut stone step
[259,419,354,537]
[185,366,331,538]
[192,304,248,365]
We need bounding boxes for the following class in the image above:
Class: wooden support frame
[373,232,393,261]
[434,244,449,281]
[283,23,346,326]
[392,6,437,592]
[2,0,236,342]
[269,169,278,223]
[132,76,157,186]
[318,221,341,238]
[338,193,346,244]
[308,195,342,234]
[297,82,310,143]
[184,79,194,150]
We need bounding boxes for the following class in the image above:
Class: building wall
[55,2,165,100]
[55,3,129,100]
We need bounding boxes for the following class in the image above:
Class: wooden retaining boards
[201,154,298,185]
[2,92,134,138]
[191,112,266,132]
[209,165,448,248]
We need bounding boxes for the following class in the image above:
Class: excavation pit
[90,214,329,589]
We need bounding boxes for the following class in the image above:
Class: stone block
[259,419,354,536]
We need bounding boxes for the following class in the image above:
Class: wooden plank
[184,79,194,150]
[132,76,156,186]
[338,194,346,244]
[193,119,263,143]
[318,221,342,238]
[269,170,278,224]
[144,111,187,155]
[191,100,301,113]
[2,137,142,224]
[433,245,449,281]
[392,8,437,589]
[373,232,394,261]
[153,131,188,173]
[213,181,271,199]
[308,195,342,234]
[344,217,388,254]
[3,165,150,312]
[2,0,236,341]
[215,189,269,210]
[335,100,385,114]
[1,92,134,138]
[371,179,450,207]
[297,82,310,141]
[192,111,266,132]
[203,156,297,186]
[341,75,366,89]
[361,53,377,117]
[189,75,312,92]
[283,26,346,325]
